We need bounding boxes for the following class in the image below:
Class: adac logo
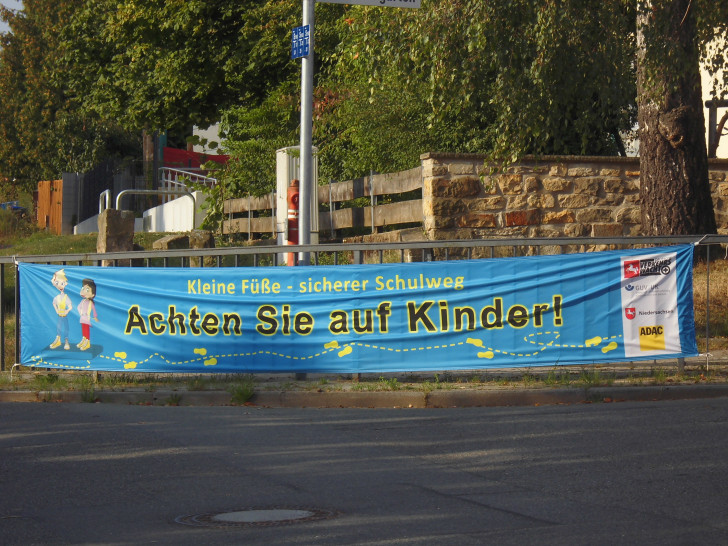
[625,307,636,320]
[639,325,666,351]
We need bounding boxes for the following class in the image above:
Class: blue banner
[19,245,697,373]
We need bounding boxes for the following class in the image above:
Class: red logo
[625,308,636,320]
[624,261,640,278]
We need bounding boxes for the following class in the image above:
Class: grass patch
[228,375,255,405]
[577,368,615,387]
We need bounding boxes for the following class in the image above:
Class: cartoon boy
[77,278,98,351]
[50,269,71,350]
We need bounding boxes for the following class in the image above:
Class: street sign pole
[298,0,315,265]
[296,0,418,266]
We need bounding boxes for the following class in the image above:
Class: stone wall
[420,153,728,244]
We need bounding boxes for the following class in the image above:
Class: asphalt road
[2,399,728,545]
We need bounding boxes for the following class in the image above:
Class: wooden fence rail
[223,166,423,237]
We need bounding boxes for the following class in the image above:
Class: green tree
[318,0,726,236]
[316,0,637,182]
[636,0,726,235]
[0,0,138,195]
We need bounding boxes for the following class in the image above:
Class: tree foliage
[2,0,727,235]
[0,0,139,195]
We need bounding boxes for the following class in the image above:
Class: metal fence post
[0,263,4,371]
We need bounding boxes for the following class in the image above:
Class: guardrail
[1,235,724,372]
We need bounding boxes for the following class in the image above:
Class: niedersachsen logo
[623,257,672,279]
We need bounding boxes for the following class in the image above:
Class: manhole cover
[175,507,340,528]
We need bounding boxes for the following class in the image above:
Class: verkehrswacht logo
[623,257,672,279]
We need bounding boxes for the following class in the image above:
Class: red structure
[287,179,300,266]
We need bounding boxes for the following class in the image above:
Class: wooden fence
[223,167,423,238]
[36,179,63,235]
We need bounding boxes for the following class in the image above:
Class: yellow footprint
[477,351,494,359]
[338,346,353,357]
[585,336,602,347]
[324,341,339,349]
[601,341,618,354]
[204,357,217,366]
[194,348,207,356]
[466,338,484,348]
[124,362,137,369]
[115,352,127,359]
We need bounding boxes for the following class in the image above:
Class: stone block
[527,194,555,208]
[591,223,624,237]
[573,177,601,193]
[429,176,481,198]
[189,230,216,267]
[422,161,448,177]
[524,176,540,192]
[505,209,540,227]
[97,209,135,266]
[615,206,641,224]
[189,230,215,249]
[549,164,567,176]
[557,194,592,208]
[457,212,497,228]
[567,167,597,177]
[507,195,528,209]
[449,162,476,175]
[471,196,506,211]
[563,223,589,237]
[542,177,572,192]
[599,168,621,177]
[498,174,523,194]
[603,178,632,193]
[543,210,575,224]
[426,228,473,241]
[97,209,135,254]
[152,234,189,250]
[575,208,613,223]
[428,216,456,229]
[432,198,467,217]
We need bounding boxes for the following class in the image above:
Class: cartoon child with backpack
[50,269,72,350]
[77,278,98,351]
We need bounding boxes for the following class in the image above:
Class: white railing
[159,167,217,204]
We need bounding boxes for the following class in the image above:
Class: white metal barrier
[159,168,217,204]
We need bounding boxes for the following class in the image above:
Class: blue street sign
[291,25,310,59]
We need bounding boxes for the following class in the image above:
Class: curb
[3,384,728,407]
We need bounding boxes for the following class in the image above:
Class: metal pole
[706,244,710,370]
[0,263,4,371]
[298,0,314,266]
[14,262,19,368]
[708,101,717,158]
[370,170,375,234]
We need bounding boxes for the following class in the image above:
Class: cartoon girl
[76,278,98,351]
[50,269,71,350]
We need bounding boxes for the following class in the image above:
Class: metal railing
[1,235,725,371]
[159,167,217,204]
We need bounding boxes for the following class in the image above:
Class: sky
[0,1,22,35]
